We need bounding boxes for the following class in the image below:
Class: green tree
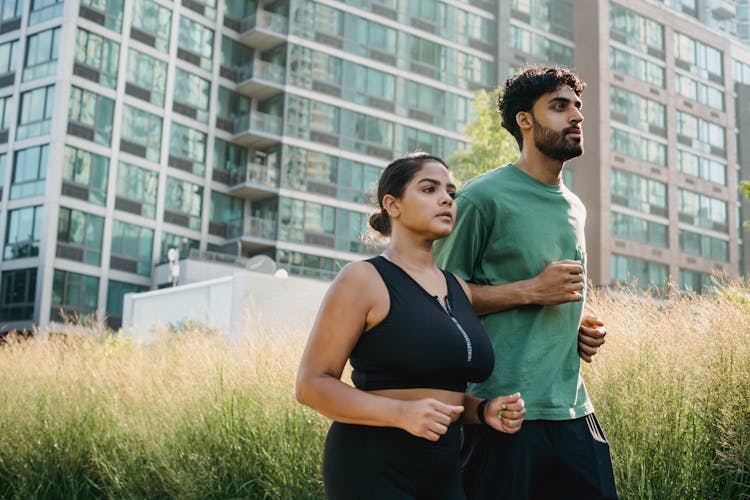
[449,89,518,185]
[741,181,750,228]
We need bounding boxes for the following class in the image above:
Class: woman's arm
[295,262,463,441]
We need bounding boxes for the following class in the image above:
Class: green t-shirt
[434,164,593,420]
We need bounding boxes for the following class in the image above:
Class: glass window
[611,128,666,166]
[214,138,247,178]
[609,2,664,56]
[276,249,348,281]
[17,84,54,140]
[164,176,202,230]
[74,28,120,88]
[51,269,99,317]
[611,211,668,247]
[609,46,665,87]
[178,16,214,71]
[675,73,724,111]
[0,268,36,321]
[23,27,60,82]
[169,122,206,176]
[288,45,341,89]
[126,48,167,106]
[509,25,574,67]
[110,220,154,276]
[735,59,750,85]
[674,32,723,83]
[352,112,392,151]
[610,86,666,134]
[11,144,47,199]
[209,191,243,238]
[173,68,210,123]
[106,280,147,327]
[409,35,444,69]
[0,94,13,131]
[4,205,43,259]
[183,0,216,21]
[115,161,158,219]
[68,86,115,146]
[286,95,339,139]
[611,254,669,289]
[353,64,395,103]
[217,86,250,123]
[62,145,109,205]
[0,0,23,24]
[220,36,253,78]
[29,0,64,25]
[132,0,172,51]
[80,0,124,32]
[610,169,667,215]
[0,152,6,190]
[677,150,726,185]
[676,111,725,156]
[121,105,163,163]
[679,229,728,261]
[511,0,573,40]
[678,188,728,232]
[161,231,199,261]
[56,207,104,265]
[0,38,18,76]
[679,269,714,293]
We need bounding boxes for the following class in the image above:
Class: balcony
[240,216,278,254]
[228,161,280,200]
[235,60,286,99]
[711,0,736,20]
[232,112,282,148]
[239,11,288,50]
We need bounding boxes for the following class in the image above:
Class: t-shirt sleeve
[434,194,488,282]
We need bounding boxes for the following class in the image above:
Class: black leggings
[323,421,465,500]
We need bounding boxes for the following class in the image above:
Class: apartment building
[0,0,748,331]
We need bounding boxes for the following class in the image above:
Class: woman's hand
[397,398,464,441]
[483,393,526,434]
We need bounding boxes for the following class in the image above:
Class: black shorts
[462,414,618,499]
[324,421,465,500]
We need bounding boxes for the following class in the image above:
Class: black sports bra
[349,256,494,393]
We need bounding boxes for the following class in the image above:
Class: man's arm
[578,313,606,363]
[468,260,585,316]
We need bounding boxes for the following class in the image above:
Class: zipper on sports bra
[439,296,473,363]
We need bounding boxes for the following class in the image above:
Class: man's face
[530,85,584,162]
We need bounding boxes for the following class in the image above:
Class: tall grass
[0,328,327,499]
[0,285,748,499]
[584,284,750,499]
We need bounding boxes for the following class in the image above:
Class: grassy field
[0,285,748,499]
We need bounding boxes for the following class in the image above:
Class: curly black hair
[497,65,586,149]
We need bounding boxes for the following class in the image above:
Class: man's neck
[514,150,564,185]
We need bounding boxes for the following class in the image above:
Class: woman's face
[387,160,457,239]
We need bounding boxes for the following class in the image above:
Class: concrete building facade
[0,0,748,331]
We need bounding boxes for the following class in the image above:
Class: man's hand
[528,260,584,306]
[578,314,606,363]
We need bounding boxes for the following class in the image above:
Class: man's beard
[532,120,583,162]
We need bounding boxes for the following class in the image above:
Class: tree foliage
[741,181,750,228]
[449,89,519,185]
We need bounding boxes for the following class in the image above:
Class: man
[434,65,617,499]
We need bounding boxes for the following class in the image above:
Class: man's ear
[382,194,400,219]
[516,111,532,131]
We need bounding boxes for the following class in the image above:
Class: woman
[296,153,526,499]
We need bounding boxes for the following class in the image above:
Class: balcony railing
[233,112,282,137]
[237,60,285,85]
[241,10,289,35]
[230,161,279,188]
[245,216,278,240]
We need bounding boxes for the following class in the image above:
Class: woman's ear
[382,194,400,219]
